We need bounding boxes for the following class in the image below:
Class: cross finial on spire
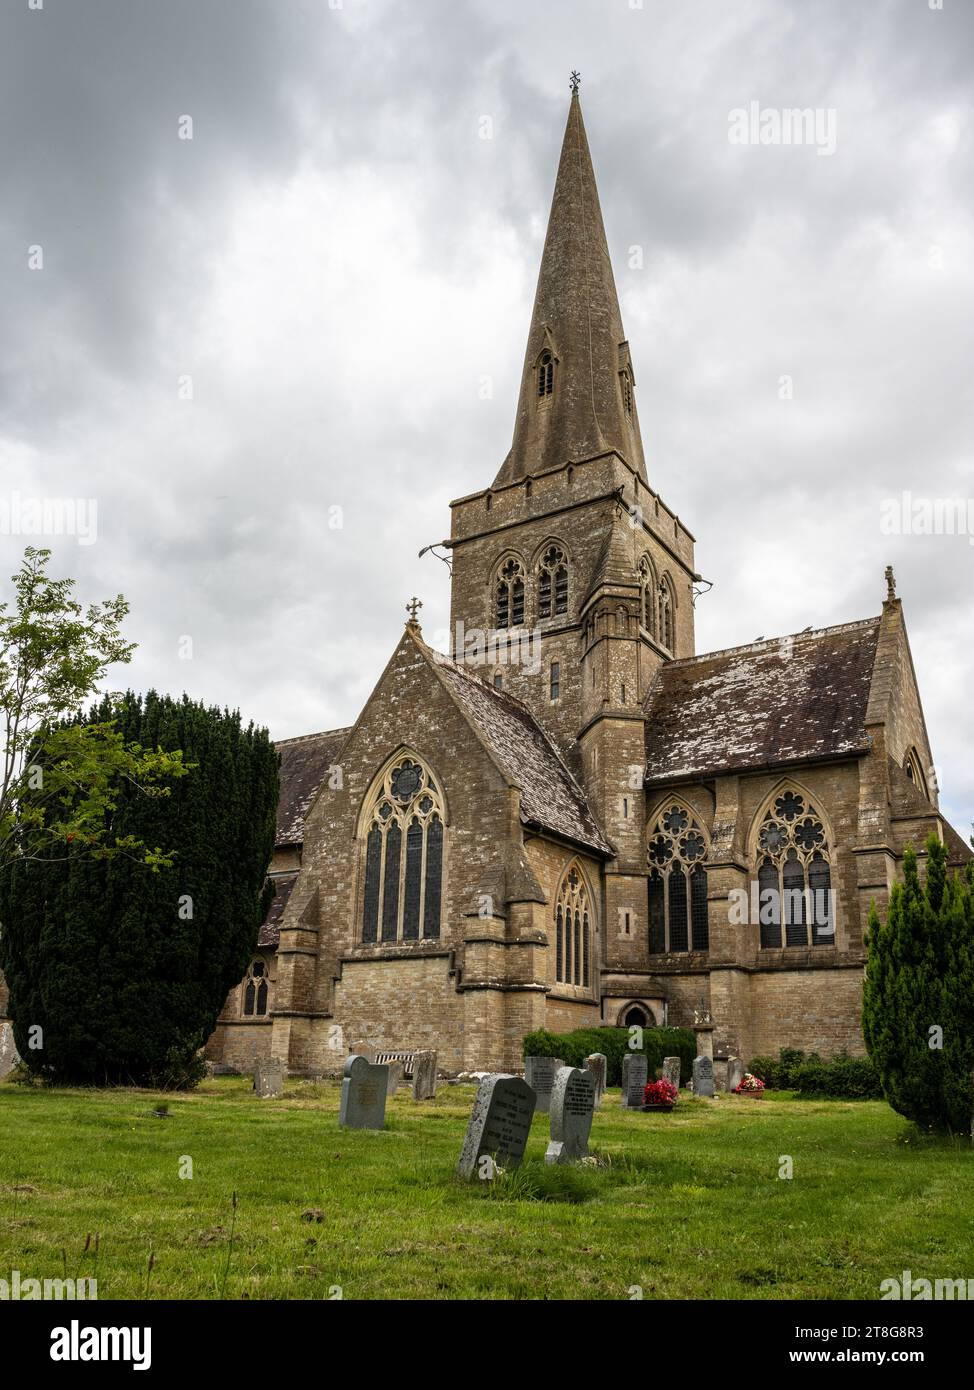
[885,565,896,602]
[406,596,423,625]
[569,70,581,94]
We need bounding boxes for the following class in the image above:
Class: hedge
[523,1026,695,1087]
[748,1048,883,1100]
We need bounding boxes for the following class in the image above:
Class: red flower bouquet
[733,1072,765,1096]
[643,1079,678,1109]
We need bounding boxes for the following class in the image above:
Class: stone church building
[6,89,964,1080]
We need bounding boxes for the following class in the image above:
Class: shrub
[522,1026,694,1086]
[792,1052,883,1100]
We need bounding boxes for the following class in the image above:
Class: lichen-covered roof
[276,728,350,845]
[943,820,974,867]
[258,871,298,950]
[644,619,881,784]
[432,652,612,856]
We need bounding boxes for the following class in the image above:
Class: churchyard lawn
[1,1078,970,1301]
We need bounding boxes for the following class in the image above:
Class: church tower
[447,81,699,906]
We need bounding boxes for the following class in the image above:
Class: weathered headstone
[0,1023,21,1081]
[253,1057,284,1098]
[693,1054,715,1098]
[524,1055,564,1114]
[583,1053,607,1108]
[620,1052,649,1107]
[727,1056,744,1093]
[662,1056,681,1090]
[385,1060,404,1097]
[349,1041,377,1063]
[339,1055,389,1129]
[411,1050,437,1100]
[457,1075,536,1180]
[546,1066,596,1164]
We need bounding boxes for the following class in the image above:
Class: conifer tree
[0,692,278,1087]
[862,834,974,1133]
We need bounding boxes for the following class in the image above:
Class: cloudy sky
[2,0,971,833]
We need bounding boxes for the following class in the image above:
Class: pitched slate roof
[258,871,298,949]
[275,728,350,846]
[644,618,881,784]
[431,650,612,856]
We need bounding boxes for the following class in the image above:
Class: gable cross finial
[406,596,423,625]
[885,565,896,602]
[569,70,581,94]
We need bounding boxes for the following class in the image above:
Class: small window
[537,351,553,398]
[242,958,270,1017]
[622,370,633,417]
[550,661,561,701]
[493,673,503,691]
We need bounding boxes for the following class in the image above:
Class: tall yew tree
[862,834,974,1134]
[0,692,278,1086]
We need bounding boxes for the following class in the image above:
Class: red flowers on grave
[643,1079,679,1107]
[733,1073,765,1094]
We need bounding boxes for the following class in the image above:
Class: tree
[0,692,278,1087]
[862,834,974,1134]
[0,547,186,871]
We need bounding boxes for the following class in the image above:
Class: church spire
[493,82,647,487]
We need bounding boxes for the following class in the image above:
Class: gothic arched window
[361,755,445,943]
[637,555,656,636]
[754,789,834,948]
[537,350,554,398]
[903,748,930,801]
[554,863,593,988]
[659,576,674,651]
[495,558,525,630]
[537,545,568,619]
[647,804,709,953]
[242,957,270,1017]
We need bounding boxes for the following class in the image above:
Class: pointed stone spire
[494,86,647,487]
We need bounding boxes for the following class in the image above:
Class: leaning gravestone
[349,1041,377,1063]
[0,1023,21,1081]
[584,1053,607,1108]
[411,1050,437,1100]
[693,1054,715,1098]
[523,1055,563,1114]
[457,1075,536,1180]
[662,1056,681,1090]
[727,1057,744,1093]
[385,1060,404,1097]
[620,1052,649,1107]
[339,1055,389,1129]
[253,1057,284,1099]
[546,1066,596,1164]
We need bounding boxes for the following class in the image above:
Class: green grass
[0,1078,970,1300]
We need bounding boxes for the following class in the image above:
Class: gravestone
[339,1055,389,1129]
[523,1055,564,1114]
[693,1054,715,1098]
[411,1050,437,1100]
[0,1023,21,1081]
[727,1057,744,1092]
[349,1042,377,1063]
[546,1066,596,1164]
[457,1075,536,1180]
[385,1060,404,1097]
[662,1056,681,1090]
[253,1057,284,1099]
[620,1052,649,1107]
[583,1053,607,1108]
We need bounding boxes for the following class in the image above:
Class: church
[204,86,970,1077]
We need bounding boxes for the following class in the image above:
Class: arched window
[903,749,930,801]
[621,369,634,418]
[361,755,445,943]
[554,863,593,988]
[495,558,525,629]
[638,555,656,636]
[659,576,674,650]
[537,545,568,619]
[537,350,554,398]
[647,804,709,953]
[754,788,834,949]
[242,957,270,1017]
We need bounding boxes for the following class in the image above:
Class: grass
[0,1078,970,1300]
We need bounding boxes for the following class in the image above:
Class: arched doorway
[623,1005,649,1028]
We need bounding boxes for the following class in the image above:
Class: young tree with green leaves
[862,834,974,1134]
[0,691,278,1087]
[1,547,187,871]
